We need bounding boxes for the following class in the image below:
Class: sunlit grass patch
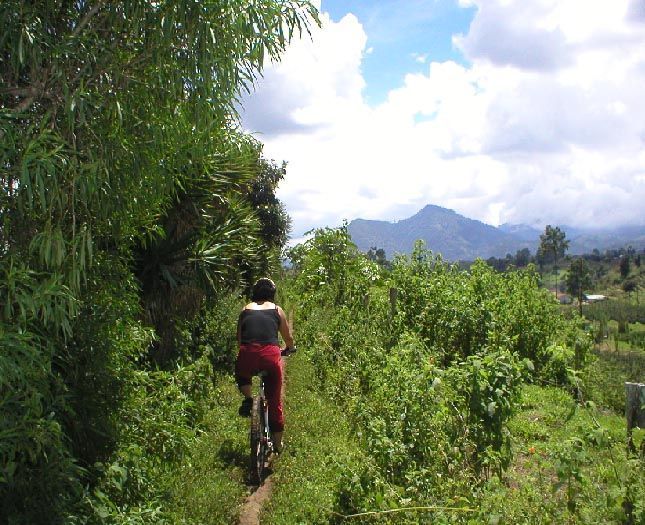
[166,376,249,525]
[261,352,381,524]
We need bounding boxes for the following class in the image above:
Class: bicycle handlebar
[281,346,297,356]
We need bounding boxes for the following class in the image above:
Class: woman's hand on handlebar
[281,346,297,356]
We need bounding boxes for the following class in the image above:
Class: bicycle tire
[249,396,265,485]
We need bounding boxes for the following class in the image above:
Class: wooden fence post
[389,287,398,319]
[625,382,645,454]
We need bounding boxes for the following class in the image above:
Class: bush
[286,227,592,516]
[539,344,575,386]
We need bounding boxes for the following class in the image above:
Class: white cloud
[240,0,645,236]
[412,52,428,63]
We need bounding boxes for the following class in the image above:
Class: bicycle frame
[250,371,273,485]
[248,348,294,485]
[257,371,274,453]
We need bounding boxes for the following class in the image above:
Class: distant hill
[348,205,645,261]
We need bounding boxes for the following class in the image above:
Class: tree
[246,159,293,269]
[566,258,592,316]
[515,247,531,267]
[287,222,378,307]
[622,279,639,304]
[367,246,390,269]
[620,256,631,279]
[539,225,569,299]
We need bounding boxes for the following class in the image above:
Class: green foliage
[287,221,380,308]
[283,226,598,524]
[280,225,618,522]
[447,348,527,479]
[539,343,576,386]
[189,292,244,373]
[1,0,319,520]
[391,243,563,370]
[165,377,249,525]
[553,437,587,515]
[476,384,644,524]
[366,246,391,269]
[261,352,391,525]
[539,225,570,266]
[539,225,569,298]
[584,299,645,324]
[132,132,271,364]
[580,348,645,413]
[0,257,81,522]
[566,258,593,314]
[247,159,292,259]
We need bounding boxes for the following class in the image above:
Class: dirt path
[237,312,293,525]
[238,479,274,525]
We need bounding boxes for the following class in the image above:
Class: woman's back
[238,306,280,345]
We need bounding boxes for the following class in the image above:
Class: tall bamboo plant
[1,0,318,521]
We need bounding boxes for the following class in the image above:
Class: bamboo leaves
[1,0,318,518]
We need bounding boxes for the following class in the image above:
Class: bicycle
[249,346,296,485]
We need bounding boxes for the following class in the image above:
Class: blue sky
[322,0,476,104]
[240,0,645,238]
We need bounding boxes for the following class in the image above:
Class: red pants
[235,344,284,432]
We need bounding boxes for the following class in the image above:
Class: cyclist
[235,277,294,453]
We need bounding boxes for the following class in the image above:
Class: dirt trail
[238,479,274,525]
[237,312,293,525]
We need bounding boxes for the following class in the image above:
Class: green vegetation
[538,225,570,299]
[1,1,318,522]
[566,258,592,315]
[273,225,643,524]
[261,352,381,524]
[479,385,644,524]
[2,3,643,523]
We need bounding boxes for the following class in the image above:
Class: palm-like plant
[133,132,270,363]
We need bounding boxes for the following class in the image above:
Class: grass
[265,355,644,524]
[157,298,644,524]
[476,384,644,524]
[165,375,249,524]
[261,351,376,524]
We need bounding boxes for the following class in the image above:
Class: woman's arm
[277,306,294,348]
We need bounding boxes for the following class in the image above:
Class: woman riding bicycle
[235,278,294,453]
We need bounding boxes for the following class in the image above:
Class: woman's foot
[272,431,284,453]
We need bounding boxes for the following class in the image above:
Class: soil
[238,478,274,525]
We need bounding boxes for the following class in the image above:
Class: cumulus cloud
[240,0,645,236]
[627,0,645,23]
[241,12,366,139]
[454,1,572,71]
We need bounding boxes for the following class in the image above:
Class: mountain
[498,223,541,242]
[565,225,645,255]
[349,205,531,261]
[348,205,645,261]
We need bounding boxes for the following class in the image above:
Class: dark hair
[251,278,276,302]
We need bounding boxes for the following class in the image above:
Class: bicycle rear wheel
[249,396,266,485]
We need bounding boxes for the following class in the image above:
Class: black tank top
[238,308,280,345]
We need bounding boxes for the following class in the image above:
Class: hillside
[349,205,529,261]
[348,204,645,260]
